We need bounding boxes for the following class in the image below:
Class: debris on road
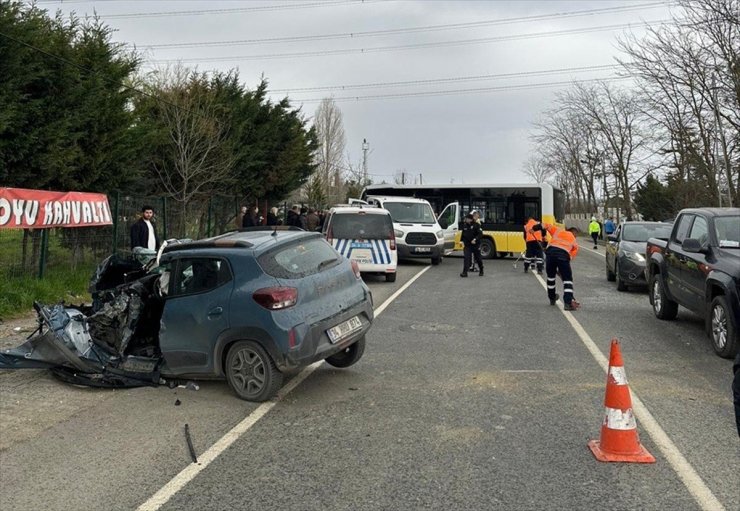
[174,399,181,406]
[184,424,198,464]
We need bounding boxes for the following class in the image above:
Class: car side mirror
[438,219,449,229]
[682,238,707,253]
[607,235,618,243]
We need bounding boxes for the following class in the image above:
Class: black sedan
[606,221,673,291]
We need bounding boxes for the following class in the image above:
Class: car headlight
[622,251,645,262]
[394,229,404,239]
[436,230,444,239]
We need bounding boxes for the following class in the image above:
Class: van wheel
[651,277,678,320]
[710,296,737,358]
[431,256,441,265]
[325,337,366,368]
[479,239,494,259]
[385,272,397,282]
[225,341,283,402]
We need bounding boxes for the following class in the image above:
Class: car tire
[651,276,678,320]
[325,337,366,368]
[606,262,616,282]
[385,272,397,282]
[225,341,283,402]
[431,256,441,265]
[615,262,628,291]
[479,239,494,259]
[709,296,737,358]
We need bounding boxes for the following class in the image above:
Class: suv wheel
[225,341,283,402]
[710,296,737,358]
[651,276,678,320]
[385,272,397,282]
[325,337,366,368]
[431,256,441,265]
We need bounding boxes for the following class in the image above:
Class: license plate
[327,316,363,344]
[350,248,372,265]
[414,247,431,253]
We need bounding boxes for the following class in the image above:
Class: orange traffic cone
[588,339,656,463]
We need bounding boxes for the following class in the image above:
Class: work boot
[460,272,468,278]
[564,300,581,311]
[549,293,559,306]
[523,266,528,273]
[537,269,543,275]
[479,269,484,276]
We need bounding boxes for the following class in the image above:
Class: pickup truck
[645,208,740,358]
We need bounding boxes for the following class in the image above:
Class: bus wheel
[479,239,494,259]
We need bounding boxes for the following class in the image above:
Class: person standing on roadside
[589,217,601,249]
[235,205,247,229]
[266,207,279,226]
[468,210,483,272]
[130,205,159,250]
[532,223,580,310]
[242,206,258,228]
[604,216,616,237]
[460,213,483,277]
[306,208,320,231]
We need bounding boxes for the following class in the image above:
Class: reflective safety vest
[545,225,579,260]
[524,219,543,242]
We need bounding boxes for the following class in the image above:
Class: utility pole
[362,138,369,186]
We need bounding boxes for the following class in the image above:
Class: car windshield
[715,216,740,248]
[383,202,436,223]
[331,213,393,239]
[622,223,673,242]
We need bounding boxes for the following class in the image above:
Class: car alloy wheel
[711,303,727,351]
[225,340,283,401]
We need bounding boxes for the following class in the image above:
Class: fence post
[207,197,213,237]
[38,228,49,279]
[161,196,168,240]
[111,191,120,255]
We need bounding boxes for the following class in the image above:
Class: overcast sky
[37,0,675,185]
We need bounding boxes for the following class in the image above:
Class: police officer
[523,216,545,274]
[532,223,580,310]
[460,213,484,277]
[589,217,601,249]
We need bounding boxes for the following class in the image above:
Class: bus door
[437,202,460,253]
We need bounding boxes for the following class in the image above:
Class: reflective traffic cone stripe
[588,339,656,463]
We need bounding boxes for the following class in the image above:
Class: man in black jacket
[130,205,159,250]
[460,213,483,277]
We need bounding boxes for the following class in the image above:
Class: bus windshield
[383,202,436,223]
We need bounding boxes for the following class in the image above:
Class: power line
[150,20,667,63]
[294,76,633,103]
[132,2,669,49]
[268,64,618,94]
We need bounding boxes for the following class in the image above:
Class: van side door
[437,202,459,253]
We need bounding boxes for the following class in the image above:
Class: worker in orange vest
[523,216,546,274]
[530,223,580,310]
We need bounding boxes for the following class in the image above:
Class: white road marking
[533,274,725,511]
[582,245,606,258]
[137,265,432,511]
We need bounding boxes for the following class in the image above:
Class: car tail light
[350,260,361,279]
[253,287,298,310]
[389,229,396,250]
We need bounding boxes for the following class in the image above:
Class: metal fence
[0,193,251,281]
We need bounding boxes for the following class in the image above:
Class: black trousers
[545,248,573,304]
[524,241,544,271]
[463,244,483,274]
[591,232,598,246]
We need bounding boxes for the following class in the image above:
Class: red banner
[0,187,112,229]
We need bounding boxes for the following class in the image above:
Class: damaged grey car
[0,229,374,401]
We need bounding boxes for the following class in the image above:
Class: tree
[521,156,554,184]
[313,98,346,205]
[634,174,675,220]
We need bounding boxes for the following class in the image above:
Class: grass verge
[0,267,93,320]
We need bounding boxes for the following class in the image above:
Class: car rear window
[258,238,341,279]
[330,213,393,239]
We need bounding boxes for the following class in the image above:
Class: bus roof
[363,183,556,191]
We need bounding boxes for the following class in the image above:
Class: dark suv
[0,229,374,401]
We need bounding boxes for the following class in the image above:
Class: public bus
[360,183,565,258]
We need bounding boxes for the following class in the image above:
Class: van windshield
[384,202,436,223]
[331,213,393,239]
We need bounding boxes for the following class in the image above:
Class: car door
[159,256,234,375]
[682,215,710,313]
[606,224,621,273]
[437,202,459,253]
[665,213,694,305]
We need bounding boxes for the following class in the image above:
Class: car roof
[329,206,390,215]
[162,228,320,255]
[678,207,740,217]
[620,221,672,225]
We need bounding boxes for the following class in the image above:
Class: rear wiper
[317,258,338,271]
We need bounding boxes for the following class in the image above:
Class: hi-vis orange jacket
[523,219,544,242]
[543,224,579,260]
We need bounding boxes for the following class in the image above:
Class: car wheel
[325,337,366,368]
[651,276,678,320]
[385,272,397,282]
[479,239,494,259]
[225,341,283,402]
[709,296,737,358]
[606,261,616,282]
[615,262,628,291]
[431,256,441,265]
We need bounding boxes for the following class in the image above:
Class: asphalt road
[0,249,737,511]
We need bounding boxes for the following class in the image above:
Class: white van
[363,196,448,265]
[323,205,398,282]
